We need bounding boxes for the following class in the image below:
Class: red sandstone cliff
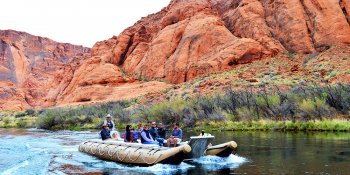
[0,30,91,110]
[1,0,350,110]
[89,0,350,84]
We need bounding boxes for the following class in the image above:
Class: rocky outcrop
[55,56,171,104]
[0,30,172,110]
[0,30,90,110]
[91,0,350,84]
[211,0,350,52]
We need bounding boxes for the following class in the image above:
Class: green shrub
[36,110,57,130]
[25,109,35,116]
[300,99,316,112]
[3,117,11,125]
[25,84,350,131]
[287,52,296,60]
[15,112,26,118]
[328,71,339,78]
[237,107,255,121]
[16,118,28,128]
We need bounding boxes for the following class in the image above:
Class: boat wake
[126,163,194,175]
[70,160,194,175]
[192,154,247,170]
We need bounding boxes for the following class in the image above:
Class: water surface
[0,129,349,174]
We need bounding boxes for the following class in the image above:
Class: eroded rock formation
[93,0,350,84]
[1,0,350,110]
[0,30,90,110]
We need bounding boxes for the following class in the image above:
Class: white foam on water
[53,157,84,167]
[123,162,194,175]
[193,154,247,170]
[79,159,194,175]
[61,146,78,152]
[26,143,49,153]
[1,160,29,175]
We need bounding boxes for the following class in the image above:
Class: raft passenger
[167,123,182,147]
[140,124,158,145]
[131,128,139,142]
[103,114,115,131]
[124,125,134,142]
[158,123,166,138]
[135,123,142,138]
[111,131,120,140]
[100,124,112,141]
[149,121,165,146]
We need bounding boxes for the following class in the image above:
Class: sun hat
[106,114,112,118]
[102,124,108,128]
[151,121,156,125]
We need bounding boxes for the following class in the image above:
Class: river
[0,129,349,175]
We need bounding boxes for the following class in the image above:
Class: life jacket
[106,121,114,129]
[141,130,152,143]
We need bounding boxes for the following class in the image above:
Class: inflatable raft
[79,139,191,166]
[205,141,238,157]
[79,135,238,165]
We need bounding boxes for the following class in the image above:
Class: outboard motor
[185,136,214,159]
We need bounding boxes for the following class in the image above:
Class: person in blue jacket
[100,124,111,140]
[131,128,139,142]
[167,123,182,147]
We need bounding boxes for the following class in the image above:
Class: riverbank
[0,112,349,132]
[1,84,349,131]
[198,119,350,132]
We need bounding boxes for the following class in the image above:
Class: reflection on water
[0,129,349,175]
[210,131,350,175]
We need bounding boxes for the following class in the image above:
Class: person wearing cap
[103,114,115,131]
[100,124,112,141]
[149,121,165,146]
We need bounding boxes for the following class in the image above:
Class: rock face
[93,0,350,84]
[1,0,350,110]
[0,30,90,110]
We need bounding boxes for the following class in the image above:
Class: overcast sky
[0,0,171,47]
